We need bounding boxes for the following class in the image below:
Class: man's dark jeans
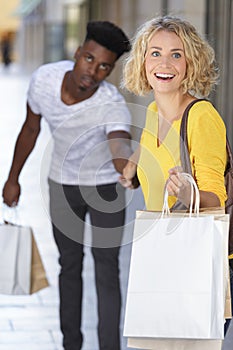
[49,179,125,350]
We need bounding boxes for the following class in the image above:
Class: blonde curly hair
[123,16,219,97]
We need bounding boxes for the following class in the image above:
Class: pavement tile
[0,330,53,343]
[12,317,60,331]
[0,294,40,306]
[0,320,12,331]
[0,306,59,319]
[0,345,58,350]
[37,286,59,305]
[82,328,99,349]
[51,330,63,344]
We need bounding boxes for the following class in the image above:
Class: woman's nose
[159,56,171,67]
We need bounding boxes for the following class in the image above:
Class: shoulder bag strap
[171,99,206,211]
[179,99,207,175]
[172,98,232,211]
[226,139,233,173]
[180,98,233,175]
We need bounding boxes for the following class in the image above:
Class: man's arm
[107,130,132,174]
[2,103,42,206]
[108,130,140,188]
[119,146,140,189]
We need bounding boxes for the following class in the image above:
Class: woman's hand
[119,147,140,189]
[119,159,139,189]
[167,166,221,208]
[166,167,192,207]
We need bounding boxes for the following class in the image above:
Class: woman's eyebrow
[148,46,184,52]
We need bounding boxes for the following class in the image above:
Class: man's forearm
[8,124,40,182]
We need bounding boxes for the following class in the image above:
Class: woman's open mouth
[155,73,175,80]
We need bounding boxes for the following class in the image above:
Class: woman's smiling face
[145,30,187,95]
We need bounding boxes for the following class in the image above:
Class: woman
[120,15,227,211]
[120,15,231,348]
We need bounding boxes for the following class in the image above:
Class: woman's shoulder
[186,100,226,150]
[188,99,225,129]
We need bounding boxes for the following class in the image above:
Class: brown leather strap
[171,99,207,211]
[226,137,233,173]
[180,98,233,176]
[179,99,207,175]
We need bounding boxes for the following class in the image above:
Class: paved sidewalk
[0,63,232,350]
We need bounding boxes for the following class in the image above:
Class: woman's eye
[152,51,160,57]
[172,52,181,59]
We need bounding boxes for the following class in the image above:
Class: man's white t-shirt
[27,61,131,186]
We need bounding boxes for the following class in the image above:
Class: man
[2,21,132,350]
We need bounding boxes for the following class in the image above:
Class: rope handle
[162,173,200,217]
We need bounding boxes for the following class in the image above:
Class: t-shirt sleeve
[102,89,131,134]
[104,104,131,135]
[27,68,42,115]
[187,101,227,206]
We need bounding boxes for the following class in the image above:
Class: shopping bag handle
[162,172,200,216]
[1,204,19,226]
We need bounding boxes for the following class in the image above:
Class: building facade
[0,0,21,63]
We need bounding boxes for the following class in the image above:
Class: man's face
[72,40,117,93]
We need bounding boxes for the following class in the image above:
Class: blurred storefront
[0,0,21,64]
[13,0,233,143]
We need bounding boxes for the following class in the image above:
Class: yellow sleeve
[187,101,227,206]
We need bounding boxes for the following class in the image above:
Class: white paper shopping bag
[123,174,229,341]
[0,222,49,295]
[127,337,223,350]
[0,223,32,294]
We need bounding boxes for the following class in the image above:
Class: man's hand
[118,147,140,189]
[118,158,140,189]
[108,130,132,174]
[119,174,140,189]
[2,180,21,207]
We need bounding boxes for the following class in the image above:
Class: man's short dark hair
[85,21,131,59]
